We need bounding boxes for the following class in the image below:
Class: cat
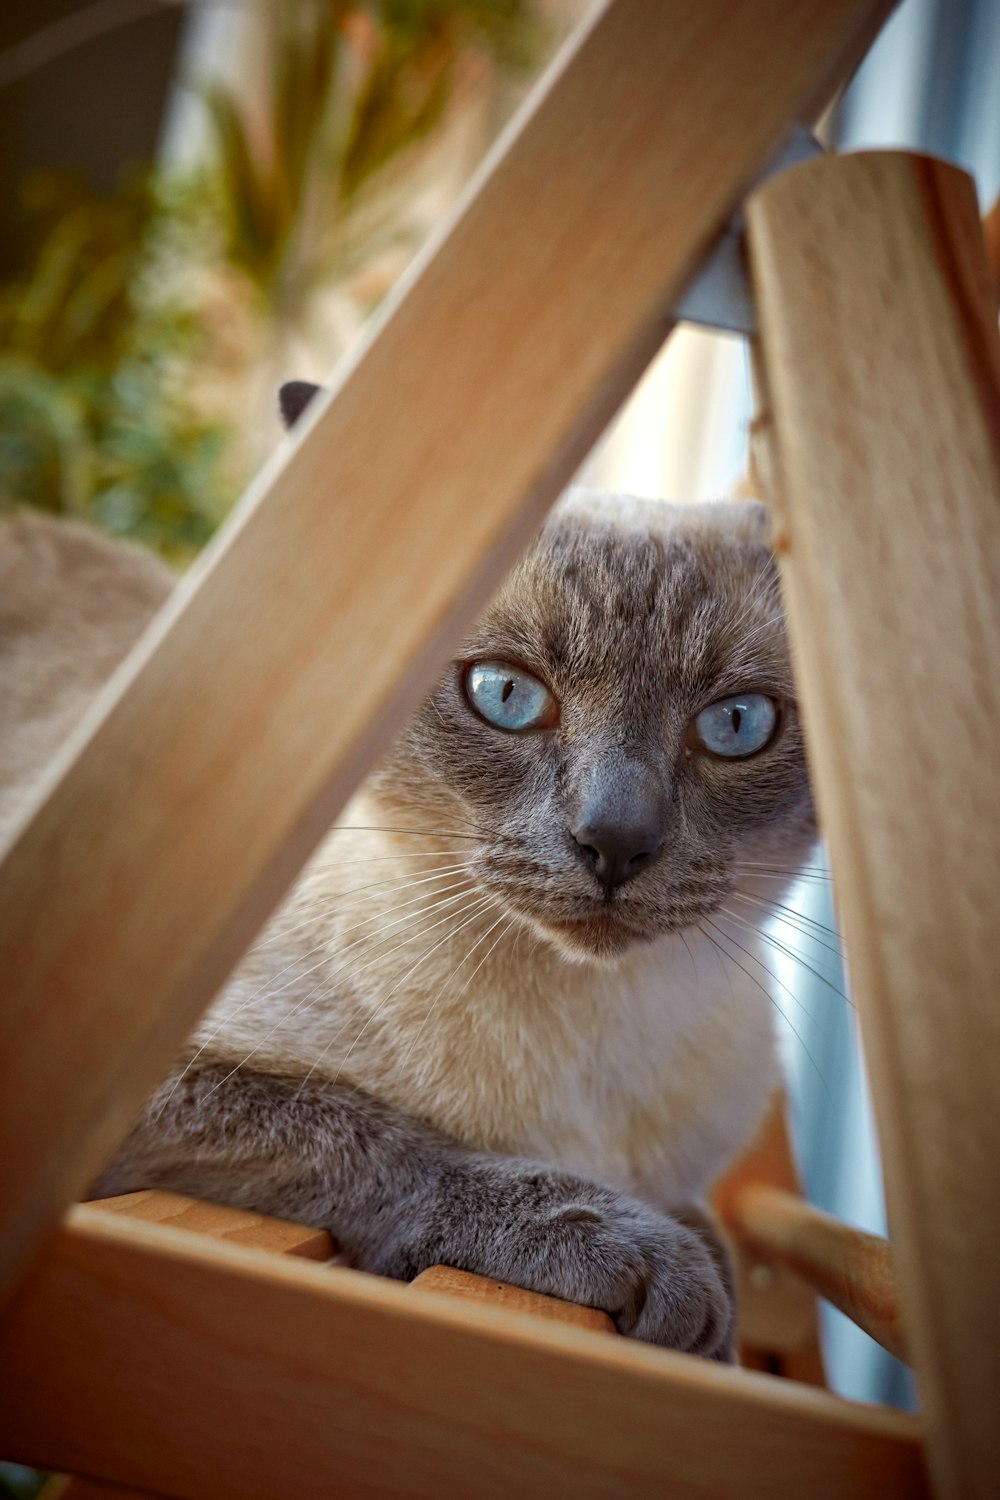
[0,389,816,1359]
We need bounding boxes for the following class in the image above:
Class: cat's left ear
[278,381,322,429]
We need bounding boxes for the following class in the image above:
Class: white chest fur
[207,799,779,1210]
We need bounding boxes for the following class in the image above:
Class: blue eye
[466,661,557,732]
[693,693,778,758]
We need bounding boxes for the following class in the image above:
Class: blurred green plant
[0,0,541,562]
[203,0,538,317]
[0,168,230,562]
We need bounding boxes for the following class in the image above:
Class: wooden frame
[2,1206,925,1500]
[748,151,1000,1500]
[2,1,998,1496]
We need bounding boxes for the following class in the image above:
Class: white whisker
[304,848,478,873]
[326,824,483,840]
[698,919,832,1101]
[732,867,833,886]
[159,879,478,1115]
[731,889,845,956]
[705,913,819,1027]
[196,892,496,1110]
[308,894,499,1093]
[733,609,785,651]
[398,911,514,1076]
[207,886,496,1088]
[716,904,852,1008]
[249,863,472,955]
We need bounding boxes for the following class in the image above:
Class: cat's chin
[539,913,656,966]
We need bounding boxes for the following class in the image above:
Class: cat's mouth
[540,908,656,961]
[474,855,729,963]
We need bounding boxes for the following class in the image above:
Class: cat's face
[374,491,816,962]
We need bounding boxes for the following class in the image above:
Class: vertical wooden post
[748,152,1000,1500]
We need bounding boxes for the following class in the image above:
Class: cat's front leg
[381,1156,735,1359]
[96,1061,733,1360]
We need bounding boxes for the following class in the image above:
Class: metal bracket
[672,125,823,336]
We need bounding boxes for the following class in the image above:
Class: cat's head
[279,383,815,964]
[376,489,815,963]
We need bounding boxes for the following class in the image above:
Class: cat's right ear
[278,381,322,429]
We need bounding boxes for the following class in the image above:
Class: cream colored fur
[213,806,778,1207]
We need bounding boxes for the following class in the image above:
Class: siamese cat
[0,384,815,1358]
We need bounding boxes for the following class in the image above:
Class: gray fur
[100,1058,733,1358]
[376,492,813,961]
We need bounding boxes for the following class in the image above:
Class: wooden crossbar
[0,0,894,1305]
[748,152,1000,1500]
[26,1177,918,1497]
[732,1185,905,1364]
[0,1207,927,1500]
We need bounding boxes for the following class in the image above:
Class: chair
[2,2,997,1494]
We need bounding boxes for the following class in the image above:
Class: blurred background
[0,0,583,561]
[1,2,998,1476]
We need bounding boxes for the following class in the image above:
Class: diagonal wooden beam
[748,152,1000,1500]
[731,1185,906,1365]
[0,0,894,1302]
[0,1207,928,1500]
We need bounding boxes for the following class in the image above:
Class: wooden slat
[747,152,1000,1500]
[732,1185,906,1364]
[88,1190,334,1261]
[982,191,1000,301]
[0,0,893,1305]
[90,1190,613,1327]
[59,1197,612,1500]
[412,1264,617,1335]
[50,1194,334,1500]
[0,1207,927,1500]
[714,1096,826,1382]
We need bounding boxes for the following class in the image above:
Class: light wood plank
[748,151,1000,1500]
[714,1096,825,1382]
[412,1264,617,1335]
[0,0,893,1305]
[52,1194,331,1500]
[732,1185,906,1365]
[982,191,1000,301]
[88,1190,334,1261]
[89,1190,612,1324]
[55,1196,605,1500]
[0,1207,927,1500]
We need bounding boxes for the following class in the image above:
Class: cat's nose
[569,760,664,893]
[571,822,662,892]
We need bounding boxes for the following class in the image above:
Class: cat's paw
[528,1186,734,1358]
[489,1166,733,1358]
[377,1155,734,1359]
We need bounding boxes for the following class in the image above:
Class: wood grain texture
[748,152,1000,1500]
[412,1264,617,1334]
[714,1096,826,1382]
[733,1186,906,1364]
[982,192,1000,301]
[88,1190,334,1261]
[0,0,894,1305]
[48,1199,330,1500]
[91,1191,615,1328]
[0,1207,928,1500]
